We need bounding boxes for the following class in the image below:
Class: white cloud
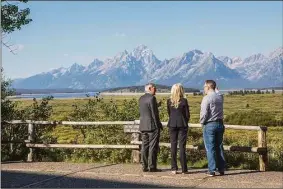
[63,53,69,57]
[114,32,126,37]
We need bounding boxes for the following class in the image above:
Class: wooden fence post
[27,123,34,162]
[131,132,140,163]
[258,126,268,171]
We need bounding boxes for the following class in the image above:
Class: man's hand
[157,101,162,107]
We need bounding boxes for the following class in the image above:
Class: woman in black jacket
[167,83,190,174]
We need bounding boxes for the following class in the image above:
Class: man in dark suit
[139,83,163,172]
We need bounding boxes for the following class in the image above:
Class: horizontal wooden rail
[130,141,266,153]
[130,141,199,150]
[3,120,138,125]
[24,142,267,154]
[223,146,267,153]
[3,120,267,131]
[3,119,268,171]
[26,144,139,149]
[124,125,266,133]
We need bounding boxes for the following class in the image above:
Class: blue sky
[2,1,282,79]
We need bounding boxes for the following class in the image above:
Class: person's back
[167,83,190,174]
[200,80,226,177]
[167,98,190,127]
[139,93,159,132]
[138,83,162,172]
[200,91,223,124]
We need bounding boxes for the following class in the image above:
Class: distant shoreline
[7,90,283,100]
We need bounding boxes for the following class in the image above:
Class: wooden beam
[130,141,199,150]
[258,128,268,171]
[130,141,266,153]
[4,120,266,131]
[61,121,136,125]
[4,120,137,126]
[3,120,59,125]
[27,123,34,162]
[125,123,265,132]
[124,125,140,133]
[131,133,141,163]
[25,144,139,149]
[223,146,267,153]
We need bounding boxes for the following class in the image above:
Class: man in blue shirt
[200,80,226,176]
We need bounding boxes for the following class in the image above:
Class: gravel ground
[1,162,283,188]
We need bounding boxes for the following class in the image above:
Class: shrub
[224,110,283,127]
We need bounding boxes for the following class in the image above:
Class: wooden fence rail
[2,120,268,171]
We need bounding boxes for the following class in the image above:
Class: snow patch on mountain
[12,46,283,89]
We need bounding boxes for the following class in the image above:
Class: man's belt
[205,119,223,124]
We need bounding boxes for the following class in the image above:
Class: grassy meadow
[14,93,283,122]
[11,93,283,171]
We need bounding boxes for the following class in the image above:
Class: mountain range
[12,45,283,89]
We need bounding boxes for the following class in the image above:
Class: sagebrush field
[5,93,283,171]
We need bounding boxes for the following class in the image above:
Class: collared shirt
[200,90,224,124]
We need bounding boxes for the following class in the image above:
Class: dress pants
[141,129,160,169]
[169,126,188,172]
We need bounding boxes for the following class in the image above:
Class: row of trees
[193,92,204,96]
[228,89,275,96]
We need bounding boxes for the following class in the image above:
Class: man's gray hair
[145,83,155,92]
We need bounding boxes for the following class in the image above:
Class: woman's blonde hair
[170,83,185,108]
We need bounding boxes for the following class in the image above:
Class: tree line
[227,89,275,96]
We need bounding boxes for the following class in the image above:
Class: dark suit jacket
[167,98,190,127]
[139,93,163,132]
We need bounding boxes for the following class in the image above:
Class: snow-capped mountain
[219,47,283,87]
[12,45,283,89]
[152,50,244,88]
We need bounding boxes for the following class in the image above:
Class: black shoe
[142,168,149,172]
[219,171,225,176]
[149,168,162,172]
[206,171,215,177]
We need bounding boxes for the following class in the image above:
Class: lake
[8,92,99,99]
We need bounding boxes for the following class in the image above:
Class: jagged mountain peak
[131,44,155,61]
[190,49,203,54]
[87,59,104,70]
[134,44,149,51]
[70,62,82,67]
[116,50,129,57]
[269,47,283,59]
[244,53,266,63]
[112,50,132,62]
[67,63,85,73]
[183,49,203,57]
[232,56,242,63]
[12,46,282,89]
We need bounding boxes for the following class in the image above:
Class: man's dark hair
[146,83,156,87]
[205,80,216,90]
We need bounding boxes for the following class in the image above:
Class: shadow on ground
[1,170,171,188]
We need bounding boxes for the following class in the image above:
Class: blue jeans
[203,121,226,173]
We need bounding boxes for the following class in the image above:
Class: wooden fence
[2,120,268,171]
